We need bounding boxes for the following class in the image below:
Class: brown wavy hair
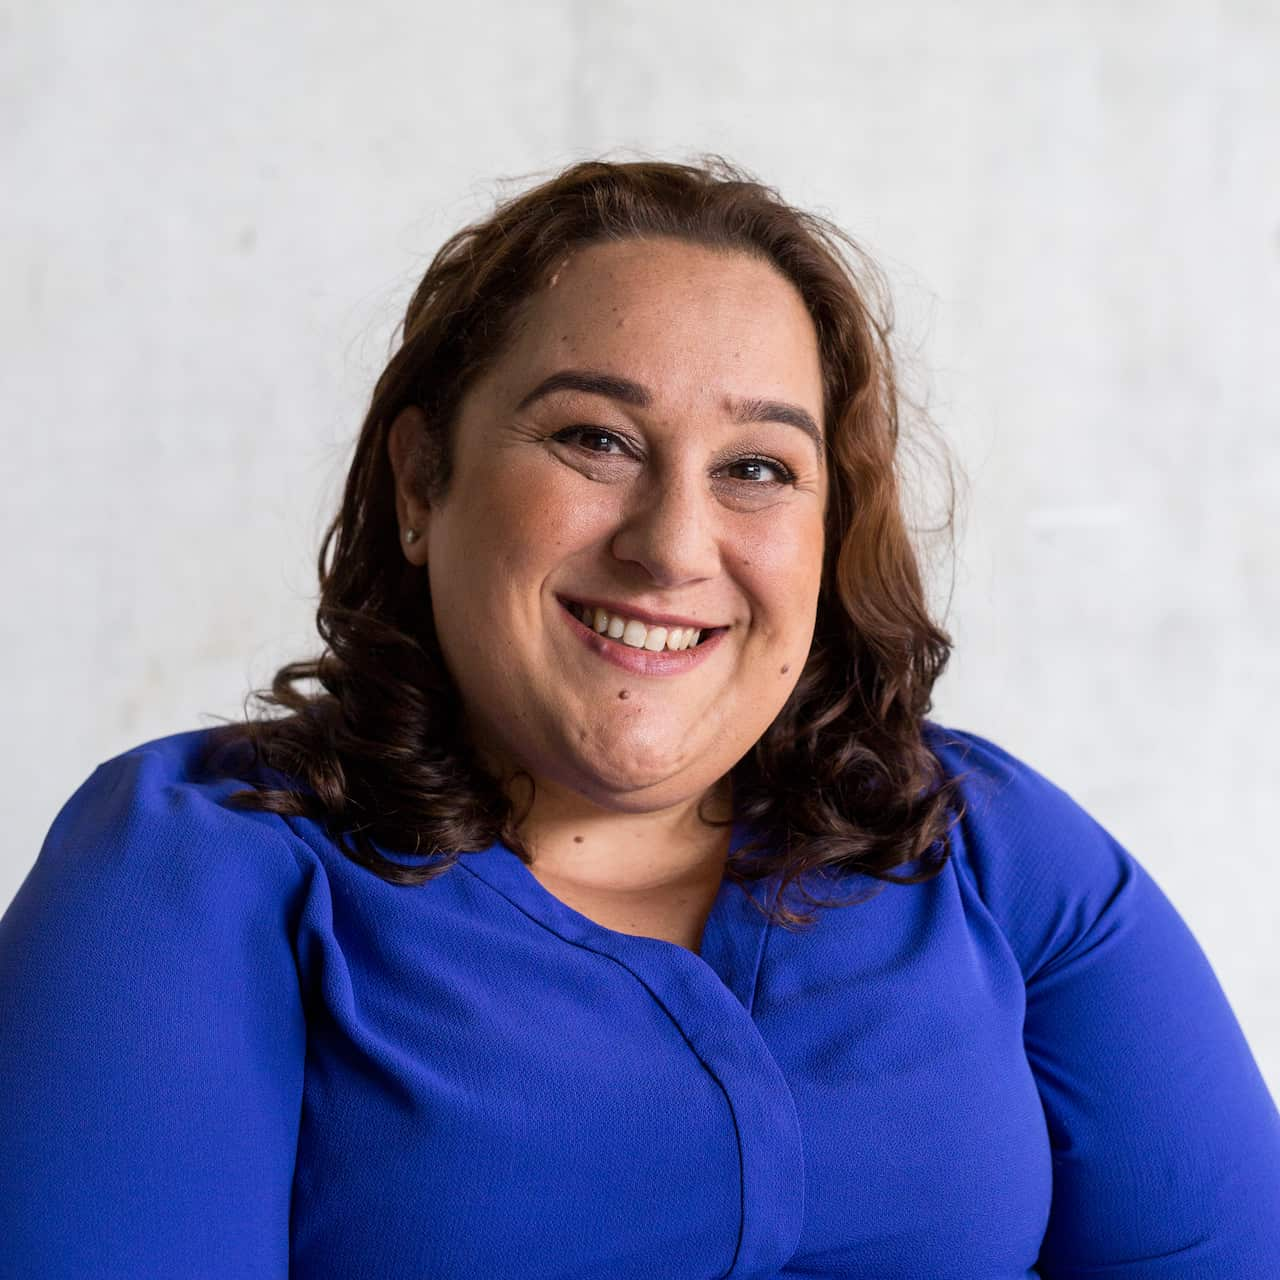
[204,153,970,930]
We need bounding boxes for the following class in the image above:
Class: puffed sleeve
[0,741,310,1279]
[930,726,1280,1277]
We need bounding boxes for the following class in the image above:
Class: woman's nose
[608,469,721,587]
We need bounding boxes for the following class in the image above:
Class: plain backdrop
[3,1,1277,1100]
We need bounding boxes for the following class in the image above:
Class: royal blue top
[1,721,1278,1278]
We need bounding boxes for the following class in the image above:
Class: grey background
[4,2,1277,1097]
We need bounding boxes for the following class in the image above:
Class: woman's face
[390,237,828,815]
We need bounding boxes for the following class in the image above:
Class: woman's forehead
[534,237,800,313]
[490,240,823,406]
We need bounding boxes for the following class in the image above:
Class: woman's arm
[0,743,309,1279]
[933,727,1280,1276]
[1027,835,1280,1275]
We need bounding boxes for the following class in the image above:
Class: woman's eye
[725,456,795,486]
[554,426,630,455]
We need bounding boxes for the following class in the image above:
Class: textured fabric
[1,721,1278,1278]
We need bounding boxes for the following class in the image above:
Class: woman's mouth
[557,597,728,676]
[561,598,723,652]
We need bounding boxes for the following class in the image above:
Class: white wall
[4,1,1277,1097]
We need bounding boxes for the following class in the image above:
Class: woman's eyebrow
[514,368,824,456]
[516,369,649,412]
[730,397,824,456]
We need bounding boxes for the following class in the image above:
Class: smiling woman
[197,158,965,924]
[381,235,833,910]
[2,157,1278,1278]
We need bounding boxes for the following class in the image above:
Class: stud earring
[404,528,420,544]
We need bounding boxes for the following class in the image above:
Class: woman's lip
[558,598,726,677]
[556,594,722,632]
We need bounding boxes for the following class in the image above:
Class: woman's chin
[562,745,715,811]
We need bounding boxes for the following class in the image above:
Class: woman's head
[387,235,827,817]
[214,156,965,924]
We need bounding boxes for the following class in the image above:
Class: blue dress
[1,721,1277,1278]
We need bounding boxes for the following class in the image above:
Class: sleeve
[0,744,311,1279]
[929,726,1280,1278]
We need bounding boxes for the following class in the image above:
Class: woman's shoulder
[29,725,319,908]
[921,718,1148,982]
[923,716,1119,842]
[924,717,1070,797]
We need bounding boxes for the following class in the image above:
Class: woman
[2,157,1277,1278]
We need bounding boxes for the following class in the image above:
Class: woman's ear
[387,406,432,565]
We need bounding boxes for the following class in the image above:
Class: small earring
[404,528,419,544]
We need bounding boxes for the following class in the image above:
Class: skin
[388,237,828,945]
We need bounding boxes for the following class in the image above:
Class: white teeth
[642,626,668,652]
[570,601,704,652]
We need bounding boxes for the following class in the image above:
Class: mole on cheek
[781,664,790,675]
[618,689,630,700]
[573,835,584,844]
